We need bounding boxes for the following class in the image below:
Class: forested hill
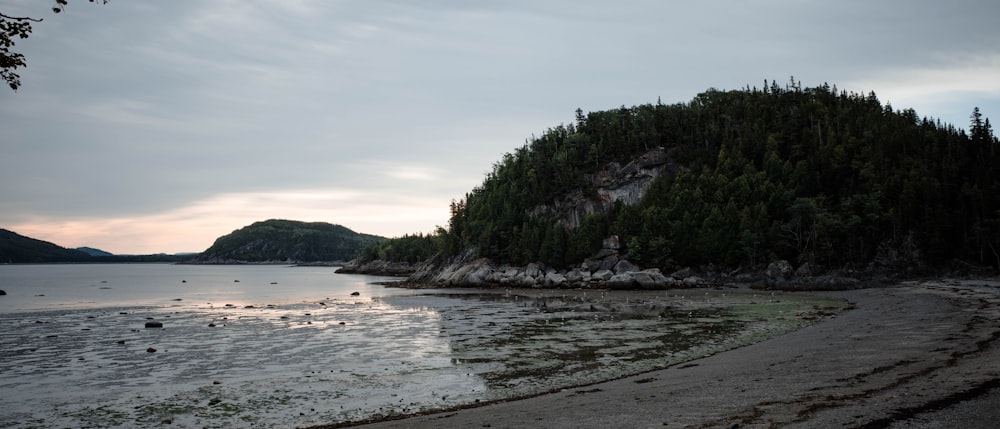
[194,219,386,263]
[0,228,92,263]
[443,81,1000,273]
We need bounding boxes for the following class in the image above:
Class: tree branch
[0,13,43,23]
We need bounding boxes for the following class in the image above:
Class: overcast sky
[2,0,999,255]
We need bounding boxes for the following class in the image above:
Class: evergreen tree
[440,84,1000,272]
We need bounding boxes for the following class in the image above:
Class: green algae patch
[440,288,849,401]
[725,292,849,346]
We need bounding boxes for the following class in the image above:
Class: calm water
[0,264,845,428]
[0,263,405,313]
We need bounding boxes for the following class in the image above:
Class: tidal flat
[0,286,846,428]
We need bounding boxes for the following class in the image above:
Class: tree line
[368,81,1000,273]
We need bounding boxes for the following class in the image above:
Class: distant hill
[0,229,91,263]
[193,219,386,263]
[76,246,113,257]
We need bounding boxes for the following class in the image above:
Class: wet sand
[0,286,840,428]
[347,280,1000,428]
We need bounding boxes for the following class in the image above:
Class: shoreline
[327,280,1000,428]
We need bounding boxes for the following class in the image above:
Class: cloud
[9,188,450,254]
[3,0,1000,254]
[844,53,1000,126]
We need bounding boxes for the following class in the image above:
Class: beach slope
[350,281,1000,428]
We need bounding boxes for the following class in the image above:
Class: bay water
[0,263,845,428]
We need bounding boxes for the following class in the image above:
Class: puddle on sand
[0,288,846,428]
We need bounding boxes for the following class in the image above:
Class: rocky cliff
[529,147,676,228]
[395,147,697,288]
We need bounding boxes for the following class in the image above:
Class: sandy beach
[345,280,1000,429]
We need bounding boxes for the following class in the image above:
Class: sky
[2,0,1000,255]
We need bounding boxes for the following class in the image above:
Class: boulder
[607,273,636,289]
[765,260,794,280]
[795,262,814,277]
[592,269,614,282]
[497,273,516,285]
[613,259,640,274]
[641,269,670,288]
[524,263,543,279]
[597,256,620,272]
[464,263,494,285]
[683,276,705,287]
[502,266,520,278]
[602,235,622,251]
[485,268,506,283]
[544,272,567,286]
[669,267,693,280]
[432,257,494,285]
[632,271,657,289]
[564,269,585,283]
[517,273,538,287]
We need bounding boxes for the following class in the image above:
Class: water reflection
[378,291,745,399]
[0,295,485,428]
[0,287,844,428]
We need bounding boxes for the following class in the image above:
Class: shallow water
[0,264,846,428]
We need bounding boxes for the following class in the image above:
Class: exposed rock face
[529,148,676,229]
[393,149,698,289]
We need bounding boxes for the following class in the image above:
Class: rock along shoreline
[337,236,870,292]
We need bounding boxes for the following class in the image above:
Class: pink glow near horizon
[8,190,449,255]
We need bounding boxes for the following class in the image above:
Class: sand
[343,280,1000,429]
